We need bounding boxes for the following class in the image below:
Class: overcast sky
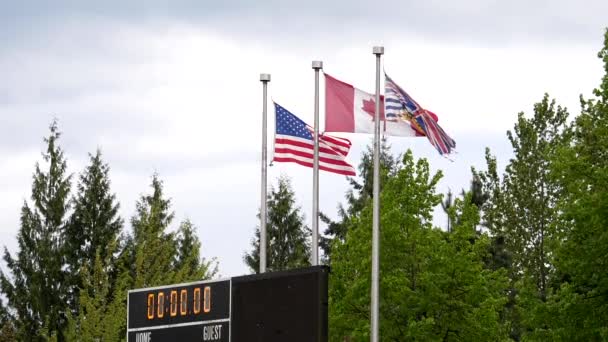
[0,0,606,278]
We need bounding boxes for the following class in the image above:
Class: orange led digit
[203,286,211,313]
[180,289,187,316]
[147,294,155,320]
[193,288,201,314]
[170,290,178,317]
[157,292,165,318]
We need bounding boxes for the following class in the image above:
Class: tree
[244,176,311,273]
[535,28,608,341]
[330,151,508,341]
[468,173,488,209]
[65,150,123,312]
[130,174,178,288]
[65,244,127,342]
[173,219,218,283]
[475,95,569,340]
[0,320,16,342]
[441,189,454,232]
[478,95,568,292]
[320,139,398,263]
[0,121,72,341]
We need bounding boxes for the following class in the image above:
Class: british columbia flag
[384,73,456,156]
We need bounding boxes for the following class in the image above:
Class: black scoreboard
[127,266,328,342]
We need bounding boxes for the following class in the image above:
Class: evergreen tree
[330,151,508,341]
[244,176,311,273]
[0,320,16,342]
[130,174,177,288]
[0,302,12,336]
[173,219,218,283]
[320,139,398,262]
[65,150,123,311]
[468,173,488,209]
[65,243,130,342]
[0,121,72,341]
[440,189,454,232]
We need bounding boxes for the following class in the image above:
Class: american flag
[273,103,356,176]
[385,73,456,156]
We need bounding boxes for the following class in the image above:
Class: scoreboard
[127,279,230,342]
[127,266,328,342]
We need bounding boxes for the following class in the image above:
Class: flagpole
[371,46,384,342]
[312,60,323,266]
[260,73,271,273]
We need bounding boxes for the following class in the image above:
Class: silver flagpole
[311,60,323,266]
[371,46,384,342]
[260,73,271,273]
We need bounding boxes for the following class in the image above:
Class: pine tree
[130,174,177,288]
[173,219,218,283]
[0,302,12,336]
[0,320,16,342]
[66,242,129,342]
[468,173,488,209]
[244,176,311,273]
[440,189,454,232]
[65,149,123,312]
[0,121,72,341]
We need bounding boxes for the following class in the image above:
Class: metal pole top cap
[312,61,323,69]
[260,73,271,82]
[373,46,385,55]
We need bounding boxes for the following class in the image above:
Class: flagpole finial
[260,73,271,82]
[312,61,323,70]
[373,46,384,55]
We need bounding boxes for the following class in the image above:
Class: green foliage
[130,174,178,288]
[0,321,16,342]
[321,139,398,263]
[244,175,311,273]
[66,245,130,342]
[478,95,568,295]
[330,151,509,341]
[441,189,454,232]
[0,121,72,341]
[475,94,569,339]
[173,219,218,283]
[1,29,607,342]
[65,150,123,313]
[540,28,608,340]
[0,121,219,341]
[69,175,216,340]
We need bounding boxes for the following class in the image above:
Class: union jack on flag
[385,73,456,156]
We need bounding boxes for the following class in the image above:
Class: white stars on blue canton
[275,103,313,140]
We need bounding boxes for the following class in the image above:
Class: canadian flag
[324,73,434,137]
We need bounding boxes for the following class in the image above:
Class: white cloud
[0,16,605,277]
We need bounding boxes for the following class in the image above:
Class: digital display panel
[126,266,329,342]
[127,279,230,342]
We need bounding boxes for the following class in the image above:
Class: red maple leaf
[362,98,386,121]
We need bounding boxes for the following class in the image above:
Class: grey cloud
[1,0,607,49]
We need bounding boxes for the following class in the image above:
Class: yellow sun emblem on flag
[396,111,425,136]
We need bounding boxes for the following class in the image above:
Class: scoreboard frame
[127,265,328,342]
[127,277,232,342]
